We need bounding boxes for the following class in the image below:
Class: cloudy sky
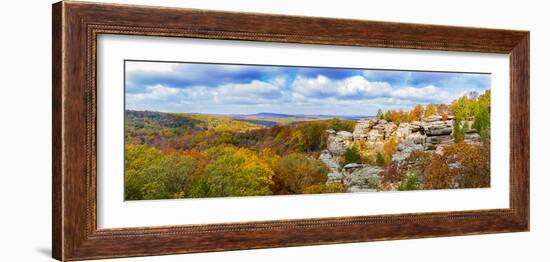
[125,60,490,116]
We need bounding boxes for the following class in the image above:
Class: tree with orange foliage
[401,151,453,190]
[409,105,424,121]
[383,138,399,158]
[380,163,403,185]
[388,109,408,125]
[444,142,490,188]
[423,153,453,189]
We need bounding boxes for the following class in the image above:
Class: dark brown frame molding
[52,1,530,261]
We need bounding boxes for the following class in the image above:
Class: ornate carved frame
[52,1,529,261]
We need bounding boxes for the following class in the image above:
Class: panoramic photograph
[124,60,491,200]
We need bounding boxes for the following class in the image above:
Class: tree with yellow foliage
[272,153,329,194]
[189,146,274,198]
[424,104,437,118]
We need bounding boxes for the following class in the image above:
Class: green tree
[301,123,324,152]
[375,151,387,167]
[453,122,465,143]
[272,153,329,194]
[376,109,384,120]
[472,90,491,143]
[342,144,361,166]
[452,96,472,122]
[473,106,490,141]
[398,173,421,191]
[384,111,392,122]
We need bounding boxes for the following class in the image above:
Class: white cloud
[270,76,288,88]
[389,85,448,101]
[338,75,391,96]
[126,85,180,101]
[127,79,286,108]
[291,74,393,99]
[288,75,327,98]
[214,80,283,103]
[125,72,483,115]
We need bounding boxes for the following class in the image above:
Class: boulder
[343,163,363,172]
[425,135,454,150]
[384,122,398,138]
[397,140,425,154]
[424,126,453,136]
[352,118,402,143]
[373,124,386,132]
[367,129,383,142]
[464,130,482,144]
[319,150,343,182]
[395,123,411,139]
[393,135,425,164]
[408,132,426,145]
[342,164,383,192]
[326,130,353,156]
[423,120,453,136]
[338,130,353,140]
[353,119,375,141]
[410,121,423,132]
[392,151,408,164]
[423,115,443,122]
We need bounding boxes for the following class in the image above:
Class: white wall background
[0,0,546,261]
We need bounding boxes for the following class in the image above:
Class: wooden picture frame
[52,1,529,261]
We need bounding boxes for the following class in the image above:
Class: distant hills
[126,110,374,130]
[233,112,374,121]
[248,112,296,118]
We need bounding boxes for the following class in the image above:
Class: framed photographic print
[52,1,529,261]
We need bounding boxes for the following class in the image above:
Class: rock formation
[464,129,481,144]
[320,114,482,192]
[342,163,383,192]
[326,129,353,156]
[353,119,396,143]
[319,150,343,182]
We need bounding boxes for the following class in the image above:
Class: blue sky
[125,61,490,115]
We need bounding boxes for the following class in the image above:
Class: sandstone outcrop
[319,150,343,182]
[464,130,481,144]
[342,163,383,192]
[321,114,483,193]
[326,129,353,156]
